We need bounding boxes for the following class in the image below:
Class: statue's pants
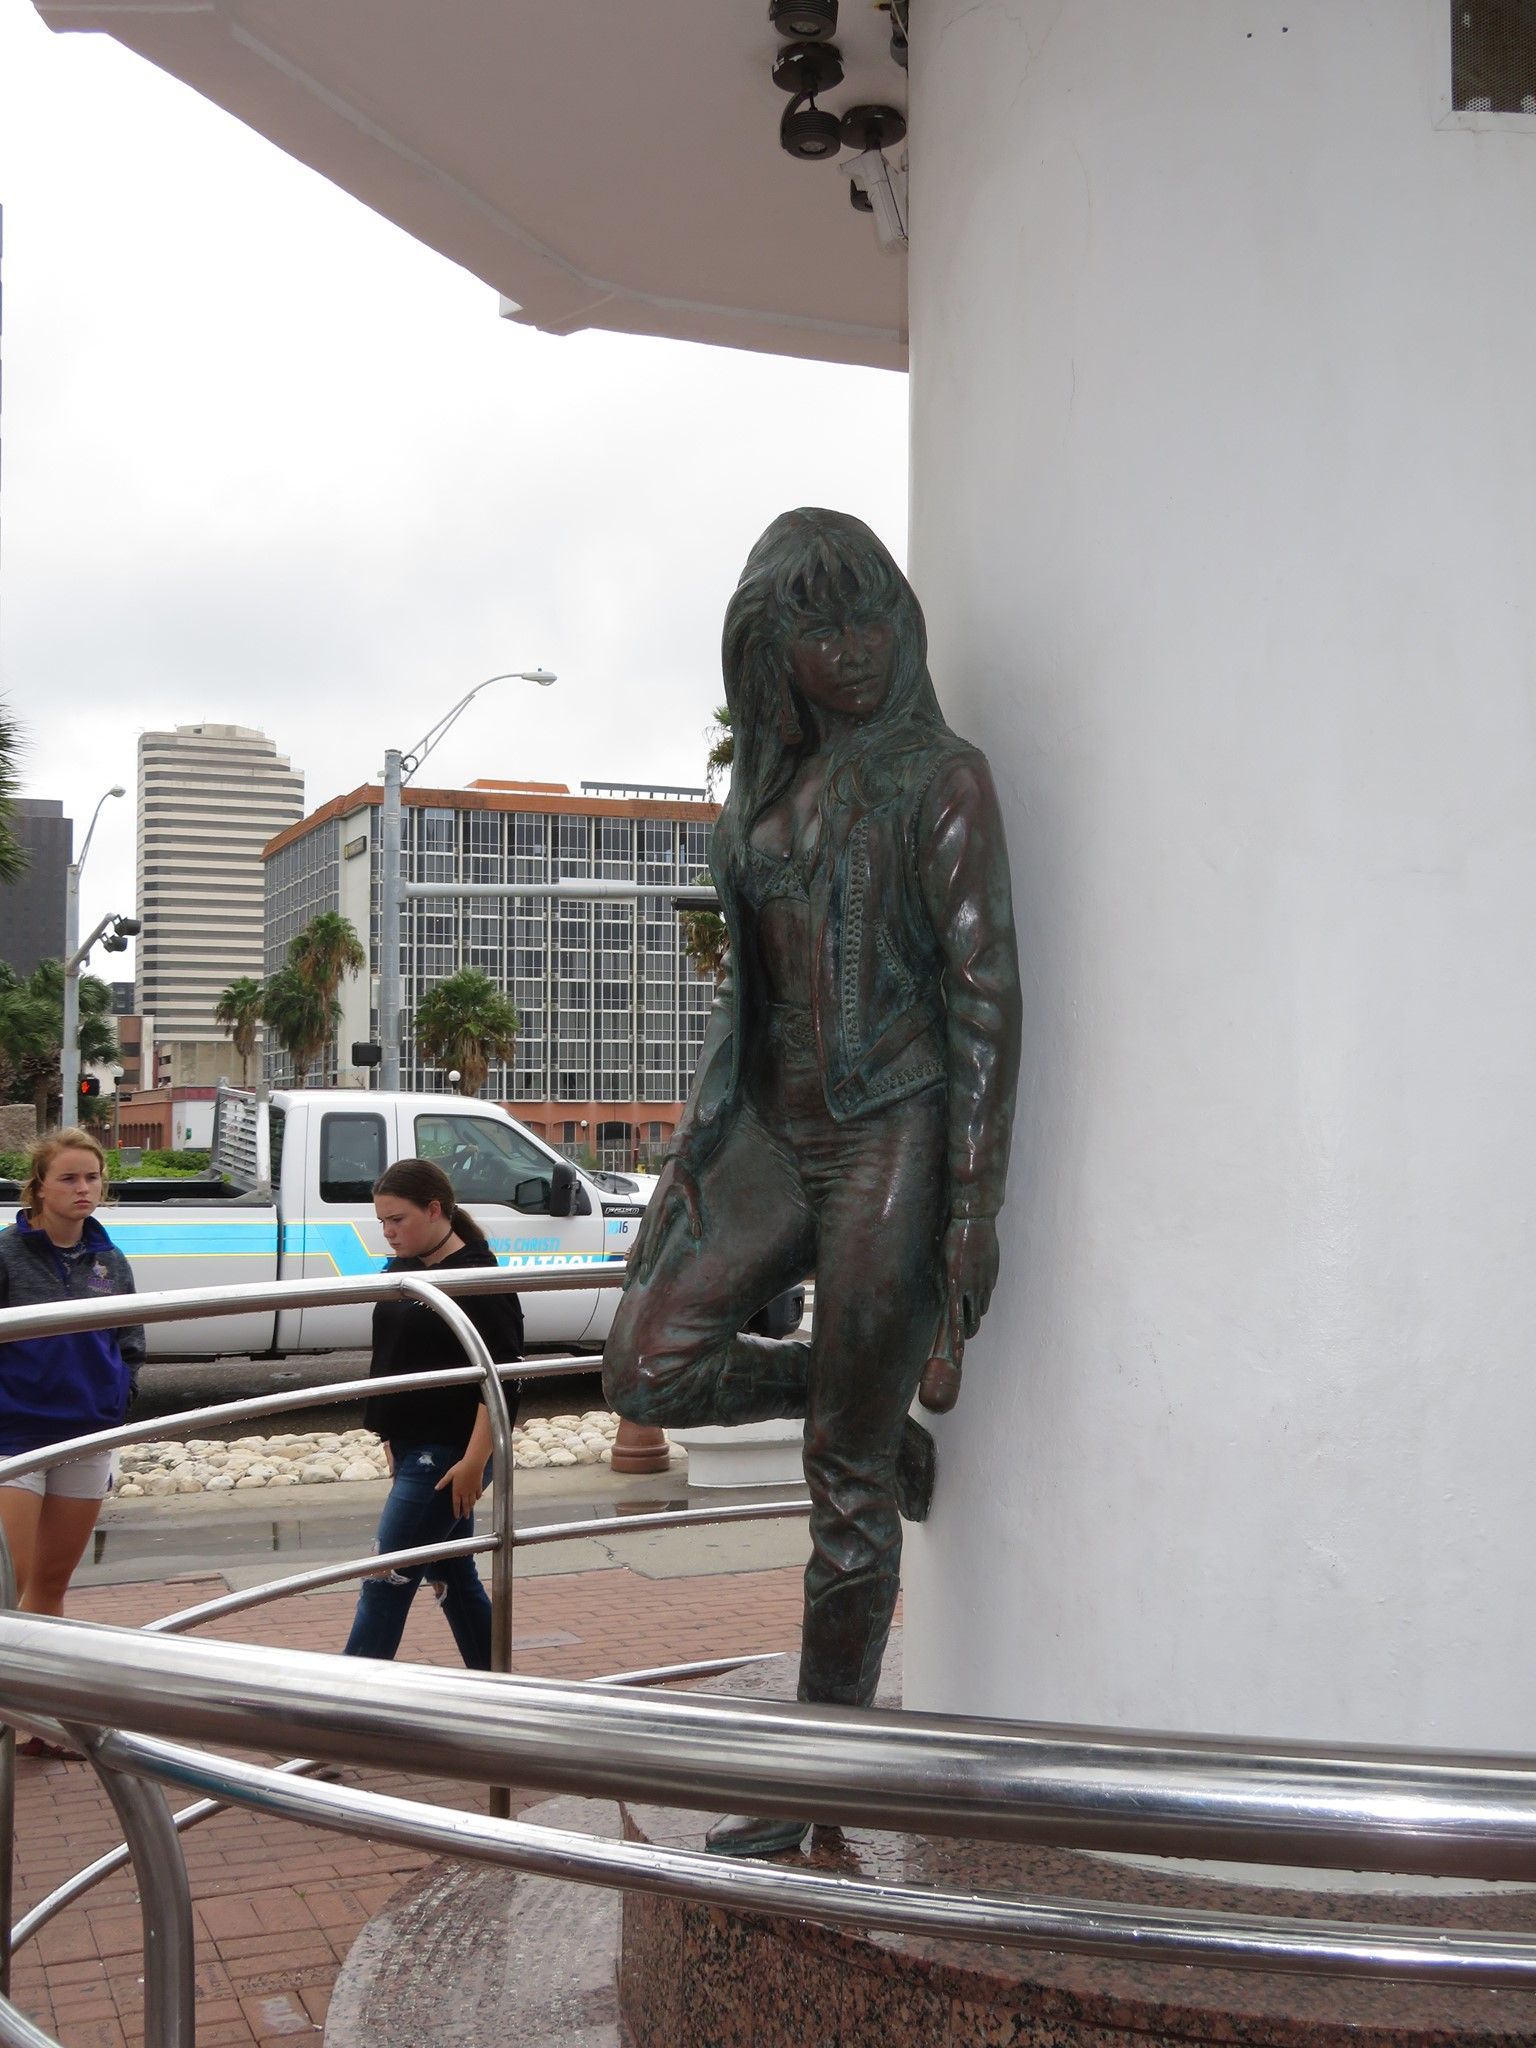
[604,1020,947,1709]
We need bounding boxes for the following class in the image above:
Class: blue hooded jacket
[0,1211,144,1457]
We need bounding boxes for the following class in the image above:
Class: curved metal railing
[6,1269,1536,2046]
[0,1263,809,2043]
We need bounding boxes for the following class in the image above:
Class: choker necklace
[421,1228,457,1264]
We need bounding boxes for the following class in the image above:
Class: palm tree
[0,700,30,886]
[414,970,520,1098]
[289,912,365,1003]
[213,977,265,1085]
[704,701,733,796]
[681,702,732,983]
[270,912,362,1089]
[262,966,340,1089]
[0,962,56,1128]
[0,959,118,1131]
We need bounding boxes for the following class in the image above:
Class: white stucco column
[904,0,1536,1749]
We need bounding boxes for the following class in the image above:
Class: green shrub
[137,1148,211,1174]
[0,1147,213,1186]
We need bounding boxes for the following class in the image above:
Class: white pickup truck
[32,1086,662,1360]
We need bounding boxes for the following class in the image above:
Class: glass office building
[263,779,718,1169]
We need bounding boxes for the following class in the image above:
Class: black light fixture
[772,40,843,96]
[774,40,846,161]
[840,103,907,152]
[770,0,837,38]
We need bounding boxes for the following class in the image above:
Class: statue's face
[788,614,895,724]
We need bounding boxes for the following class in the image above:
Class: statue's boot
[703,1811,811,1857]
[895,1416,935,1522]
[711,1336,811,1425]
[704,1568,899,1858]
[714,1347,934,1519]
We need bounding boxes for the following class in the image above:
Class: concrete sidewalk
[5,1513,815,2046]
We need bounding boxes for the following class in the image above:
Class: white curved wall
[904,0,1536,1747]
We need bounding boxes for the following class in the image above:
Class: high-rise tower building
[137,723,303,1086]
[0,799,73,975]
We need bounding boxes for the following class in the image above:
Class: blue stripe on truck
[100,1219,280,1259]
[282,1221,626,1278]
[93,1214,626,1276]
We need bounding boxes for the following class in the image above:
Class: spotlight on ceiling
[772,40,843,98]
[770,0,838,36]
[774,38,845,161]
[781,102,843,159]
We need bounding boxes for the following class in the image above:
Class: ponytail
[372,1157,488,1250]
[449,1203,489,1251]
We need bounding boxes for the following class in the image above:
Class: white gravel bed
[114,1410,623,1496]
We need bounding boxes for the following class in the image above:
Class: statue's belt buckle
[767,1006,816,1057]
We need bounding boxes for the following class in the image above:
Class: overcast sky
[0,1,908,972]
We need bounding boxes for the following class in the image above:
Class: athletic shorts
[0,1450,115,1501]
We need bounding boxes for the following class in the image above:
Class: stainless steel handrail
[0,1993,62,2048]
[143,1537,497,1635]
[9,1658,780,1957]
[9,1759,331,1952]
[17,1262,1536,2037]
[0,1259,610,2027]
[513,1498,808,1547]
[0,1259,813,2042]
[84,1725,1536,1989]
[0,1349,622,1490]
[6,1614,1536,1881]
[0,1260,620,1348]
[134,1506,810,1636]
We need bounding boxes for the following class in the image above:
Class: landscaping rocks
[111,1410,625,1496]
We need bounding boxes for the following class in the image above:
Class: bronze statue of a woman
[604,507,1021,1855]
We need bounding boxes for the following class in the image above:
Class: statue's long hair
[713,508,945,891]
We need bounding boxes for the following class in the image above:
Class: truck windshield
[414,1113,554,1210]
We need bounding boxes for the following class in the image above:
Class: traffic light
[79,1077,101,1100]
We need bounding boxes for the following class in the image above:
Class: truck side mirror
[513,1175,551,1213]
[549,1160,578,1218]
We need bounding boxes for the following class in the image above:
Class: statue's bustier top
[740,839,814,910]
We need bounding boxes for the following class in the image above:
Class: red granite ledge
[615,1642,1536,2048]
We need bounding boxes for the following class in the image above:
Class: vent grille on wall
[1452,2,1536,112]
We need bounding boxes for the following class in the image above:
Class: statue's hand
[919,1218,1001,1414]
[629,1157,704,1285]
[943,1216,999,1339]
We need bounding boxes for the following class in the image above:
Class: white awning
[36,0,908,368]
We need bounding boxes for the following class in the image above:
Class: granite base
[616,1645,1536,2048]
[325,1641,1536,2048]
[324,1797,628,2047]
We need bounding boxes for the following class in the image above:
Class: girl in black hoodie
[343,1158,522,1667]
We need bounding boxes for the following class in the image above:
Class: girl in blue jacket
[0,1128,144,1749]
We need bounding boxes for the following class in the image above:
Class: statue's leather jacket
[673,730,1021,1221]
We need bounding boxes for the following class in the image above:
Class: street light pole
[377,670,555,1094]
[61,786,125,1126]
[379,745,404,1091]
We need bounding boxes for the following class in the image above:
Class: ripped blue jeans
[343,1440,492,1669]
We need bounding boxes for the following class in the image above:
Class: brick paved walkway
[6,1560,809,2046]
